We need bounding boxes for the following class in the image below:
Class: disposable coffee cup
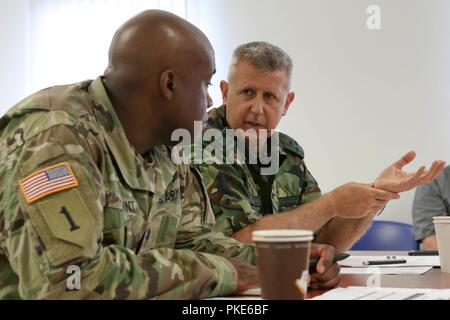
[433,216,450,273]
[432,216,450,220]
[252,229,313,300]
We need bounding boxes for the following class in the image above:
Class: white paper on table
[340,266,432,275]
[339,255,440,268]
[239,287,262,296]
[207,296,263,300]
[310,286,450,300]
[205,287,262,300]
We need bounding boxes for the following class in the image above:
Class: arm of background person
[412,178,448,249]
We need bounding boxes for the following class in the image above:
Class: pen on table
[309,253,350,270]
[408,250,439,256]
[362,259,407,266]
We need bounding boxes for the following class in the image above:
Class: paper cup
[252,229,313,300]
[433,216,450,273]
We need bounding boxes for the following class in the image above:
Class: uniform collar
[89,77,156,192]
[208,104,288,161]
[206,105,229,131]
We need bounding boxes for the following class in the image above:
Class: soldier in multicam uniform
[0,11,341,300]
[0,10,260,300]
[195,41,445,263]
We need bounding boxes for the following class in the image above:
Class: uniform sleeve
[0,124,237,299]
[175,165,256,265]
[412,181,447,241]
[197,162,261,238]
[299,164,321,205]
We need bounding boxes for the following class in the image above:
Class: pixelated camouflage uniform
[0,78,255,300]
[195,105,322,237]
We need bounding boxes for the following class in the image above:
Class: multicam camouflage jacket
[0,78,255,300]
[196,105,322,237]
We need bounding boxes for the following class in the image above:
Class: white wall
[0,0,186,115]
[187,0,450,223]
[0,0,28,110]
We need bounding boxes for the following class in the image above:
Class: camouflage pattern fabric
[196,105,322,237]
[0,78,255,300]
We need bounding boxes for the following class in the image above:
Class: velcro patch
[19,162,79,204]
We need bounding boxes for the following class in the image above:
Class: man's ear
[283,92,295,115]
[220,80,229,104]
[160,69,175,101]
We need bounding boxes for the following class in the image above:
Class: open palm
[374,151,445,193]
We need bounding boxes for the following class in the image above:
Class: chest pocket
[191,167,216,227]
[249,195,263,212]
[146,191,181,249]
[102,193,145,249]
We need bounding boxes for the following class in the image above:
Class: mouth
[244,121,266,129]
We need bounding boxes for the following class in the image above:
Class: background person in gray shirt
[413,165,450,249]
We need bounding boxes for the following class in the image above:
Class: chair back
[351,220,419,250]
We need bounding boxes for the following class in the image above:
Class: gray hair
[229,41,293,84]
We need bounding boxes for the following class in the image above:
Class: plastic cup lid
[433,216,450,223]
[252,229,313,242]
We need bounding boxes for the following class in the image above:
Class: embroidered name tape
[20,162,79,204]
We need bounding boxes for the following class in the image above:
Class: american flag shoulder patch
[19,162,79,204]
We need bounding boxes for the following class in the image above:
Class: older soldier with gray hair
[196,41,445,260]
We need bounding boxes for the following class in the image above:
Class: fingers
[311,274,341,289]
[393,150,416,169]
[310,244,335,274]
[310,263,341,289]
[371,188,400,201]
[419,160,445,182]
[432,160,446,179]
[366,202,386,216]
[373,200,387,209]
[367,196,388,215]
[309,244,341,289]
[227,258,260,293]
[431,160,446,179]
[375,160,445,194]
[407,165,426,185]
[407,160,445,188]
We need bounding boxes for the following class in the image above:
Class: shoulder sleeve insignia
[19,162,79,204]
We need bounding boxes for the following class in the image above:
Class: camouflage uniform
[0,78,255,300]
[196,105,321,237]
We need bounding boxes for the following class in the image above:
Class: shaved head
[103,10,215,153]
[105,10,213,91]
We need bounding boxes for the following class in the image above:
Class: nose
[250,95,264,115]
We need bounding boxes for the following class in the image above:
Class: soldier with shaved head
[0,10,257,300]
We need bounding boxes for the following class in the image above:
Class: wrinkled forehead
[229,60,290,90]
